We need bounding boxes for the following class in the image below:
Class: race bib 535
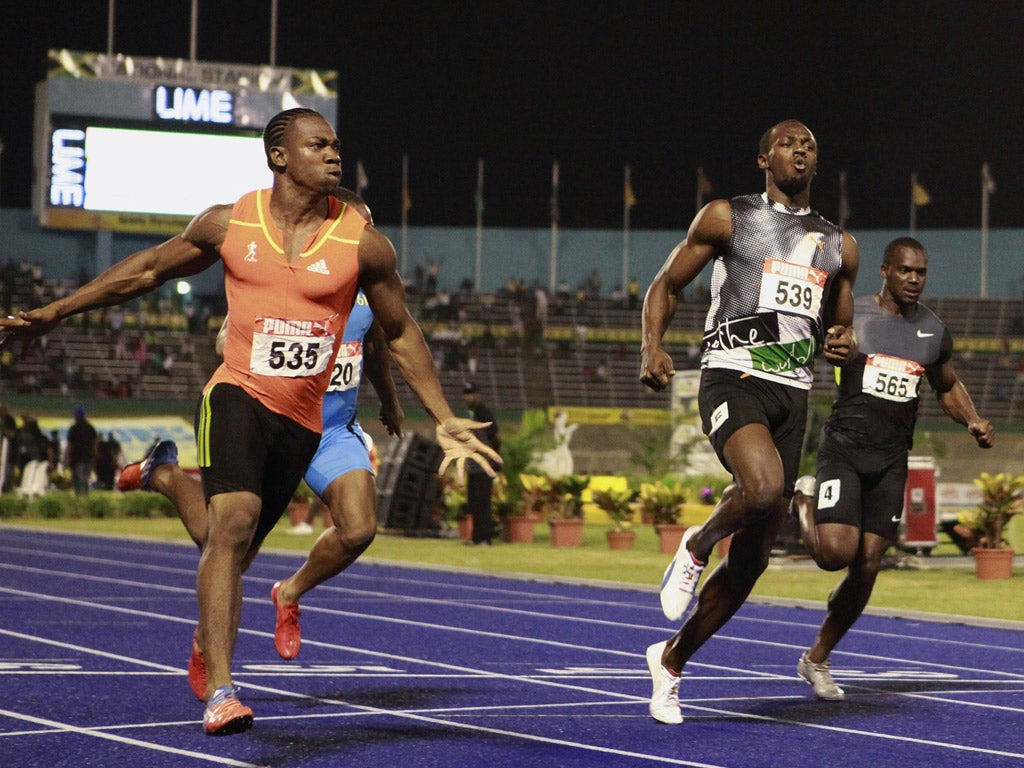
[250,316,337,377]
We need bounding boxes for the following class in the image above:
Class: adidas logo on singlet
[306,259,330,275]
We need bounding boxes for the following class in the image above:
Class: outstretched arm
[640,200,730,391]
[0,205,228,342]
[357,227,501,481]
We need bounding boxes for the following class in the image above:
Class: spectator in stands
[426,260,439,294]
[0,404,16,491]
[587,267,603,297]
[628,277,641,310]
[462,382,500,546]
[65,404,97,495]
[94,431,123,490]
[14,415,49,498]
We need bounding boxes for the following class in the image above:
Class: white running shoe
[659,526,706,622]
[794,475,817,497]
[797,651,845,701]
[646,642,683,724]
[287,522,314,535]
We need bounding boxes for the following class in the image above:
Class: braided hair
[263,108,321,172]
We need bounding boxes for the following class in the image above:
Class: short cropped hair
[263,108,322,171]
[883,237,927,265]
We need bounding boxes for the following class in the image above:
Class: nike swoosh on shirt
[916,330,934,338]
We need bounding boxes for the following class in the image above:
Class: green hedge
[0,490,176,519]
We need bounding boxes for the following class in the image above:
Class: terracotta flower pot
[655,523,687,555]
[972,547,1014,580]
[506,515,536,543]
[288,501,310,526]
[549,518,584,547]
[606,529,636,550]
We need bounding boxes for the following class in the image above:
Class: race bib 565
[861,353,923,402]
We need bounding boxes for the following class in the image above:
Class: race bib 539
[758,259,828,320]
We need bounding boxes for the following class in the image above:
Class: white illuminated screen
[82,127,272,215]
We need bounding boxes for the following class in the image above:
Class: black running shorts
[194,383,321,547]
[813,429,908,539]
[697,367,808,494]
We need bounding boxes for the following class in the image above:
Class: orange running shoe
[188,627,206,701]
[271,581,301,659]
[203,686,253,736]
[117,440,178,491]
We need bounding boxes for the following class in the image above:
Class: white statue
[536,410,578,477]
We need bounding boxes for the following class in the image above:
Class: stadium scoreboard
[33,49,338,235]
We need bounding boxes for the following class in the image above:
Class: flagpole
[475,158,484,293]
[189,0,198,61]
[622,164,632,289]
[401,154,409,276]
[980,162,991,299]
[269,0,278,66]
[107,0,115,54]
[549,161,559,292]
[909,172,918,236]
[838,170,849,230]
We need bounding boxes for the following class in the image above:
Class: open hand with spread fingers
[435,416,503,485]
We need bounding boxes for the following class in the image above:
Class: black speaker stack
[375,432,443,535]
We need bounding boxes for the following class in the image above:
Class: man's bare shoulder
[182,203,233,249]
[358,225,397,272]
[690,198,732,247]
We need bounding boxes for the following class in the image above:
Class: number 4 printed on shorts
[818,478,840,509]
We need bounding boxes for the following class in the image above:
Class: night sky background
[2,1,1022,233]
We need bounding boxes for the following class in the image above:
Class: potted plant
[288,481,314,528]
[510,473,550,543]
[546,474,590,547]
[440,478,469,540]
[592,487,638,550]
[632,480,689,555]
[965,471,1022,580]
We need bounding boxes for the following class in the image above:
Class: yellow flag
[911,181,931,206]
[624,178,637,209]
[402,181,412,214]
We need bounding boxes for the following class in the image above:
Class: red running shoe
[117,440,178,491]
[188,627,206,701]
[271,581,301,659]
[203,686,253,736]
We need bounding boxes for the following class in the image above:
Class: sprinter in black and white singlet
[791,237,993,701]
[639,120,860,725]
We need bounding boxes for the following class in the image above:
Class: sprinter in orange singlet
[1,108,501,736]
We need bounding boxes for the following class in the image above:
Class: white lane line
[0,708,266,767]
[680,701,1024,761]
[7,534,1024,642]
[3,558,1024,690]
[4,554,1023,685]
[0,627,721,768]
[3,590,1024,762]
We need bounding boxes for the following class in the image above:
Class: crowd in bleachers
[3,260,1023,422]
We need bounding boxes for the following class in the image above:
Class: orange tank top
[205,188,366,432]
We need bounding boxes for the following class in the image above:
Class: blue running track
[1,527,1022,767]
